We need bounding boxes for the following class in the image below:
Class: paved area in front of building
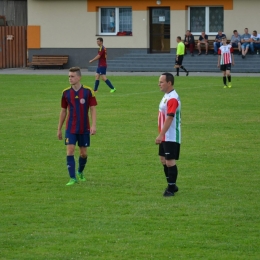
[0,68,260,77]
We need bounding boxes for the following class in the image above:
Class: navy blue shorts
[65,131,90,147]
[96,66,107,75]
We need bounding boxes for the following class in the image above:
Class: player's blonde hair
[69,67,81,76]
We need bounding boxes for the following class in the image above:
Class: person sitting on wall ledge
[230,30,242,55]
[197,31,209,55]
[214,30,226,55]
[184,30,195,56]
[241,28,251,59]
[250,30,260,54]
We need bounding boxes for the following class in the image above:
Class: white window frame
[188,6,224,36]
[98,7,132,36]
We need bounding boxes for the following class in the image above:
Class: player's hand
[90,126,96,135]
[155,135,163,145]
[217,64,220,68]
[232,62,235,66]
[89,60,93,63]
[57,130,62,140]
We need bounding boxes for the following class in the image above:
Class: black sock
[180,65,187,72]
[176,68,179,75]
[228,75,231,83]
[223,76,227,85]
[167,165,178,192]
[163,164,169,184]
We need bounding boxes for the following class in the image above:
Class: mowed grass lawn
[0,74,259,260]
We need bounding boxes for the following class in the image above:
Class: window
[189,7,223,35]
[99,7,132,35]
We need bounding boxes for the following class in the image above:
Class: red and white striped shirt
[218,44,234,65]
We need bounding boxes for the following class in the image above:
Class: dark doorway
[149,7,170,53]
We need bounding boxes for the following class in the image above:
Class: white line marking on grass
[99,85,210,97]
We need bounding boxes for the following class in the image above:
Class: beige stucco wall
[171,10,186,47]
[28,1,151,48]
[28,0,260,49]
[224,0,260,39]
[28,0,93,48]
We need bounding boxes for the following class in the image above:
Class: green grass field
[0,74,259,259]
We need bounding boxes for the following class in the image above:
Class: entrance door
[149,7,170,53]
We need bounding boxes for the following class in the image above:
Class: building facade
[27,0,260,68]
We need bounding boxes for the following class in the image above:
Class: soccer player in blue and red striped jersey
[89,37,116,93]
[217,37,235,88]
[57,67,97,186]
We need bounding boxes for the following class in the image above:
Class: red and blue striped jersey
[218,44,234,65]
[61,85,97,134]
[98,45,107,67]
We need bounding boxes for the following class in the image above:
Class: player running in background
[156,72,181,197]
[217,36,235,88]
[57,67,97,186]
[174,36,189,76]
[89,37,116,93]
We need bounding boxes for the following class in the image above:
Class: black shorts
[220,64,231,71]
[159,141,180,160]
[175,55,184,66]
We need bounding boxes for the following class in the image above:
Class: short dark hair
[233,30,237,33]
[69,67,81,76]
[253,30,257,33]
[97,37,103,42]
[177,36,181,41]
[161,72,174,86]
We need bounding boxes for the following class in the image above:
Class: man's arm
[57,108,67,140]
[246,35,251,42]
[155,116,174,144]
[89,54,101,63]
[90,106,96,135]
